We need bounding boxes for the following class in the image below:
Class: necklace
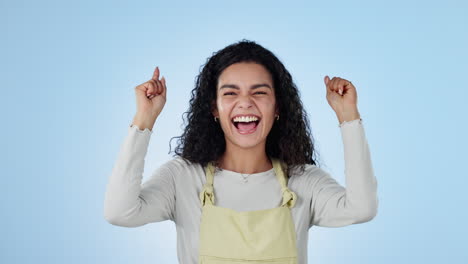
[214,162,256,183]
[240,173,253,183]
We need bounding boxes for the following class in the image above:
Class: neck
[217,143,272,174]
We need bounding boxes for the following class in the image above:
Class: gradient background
[2,0,467,263]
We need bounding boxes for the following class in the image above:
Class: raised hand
[134,66,167,119]
[324,75,360,123]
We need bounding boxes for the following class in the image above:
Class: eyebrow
[219,83,272,90]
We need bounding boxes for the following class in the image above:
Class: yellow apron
[198,157,298,264]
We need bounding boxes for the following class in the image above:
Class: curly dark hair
[169,39,321,177]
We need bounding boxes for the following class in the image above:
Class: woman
[104,40,378,264]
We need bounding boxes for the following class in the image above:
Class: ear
[211,100,218,117]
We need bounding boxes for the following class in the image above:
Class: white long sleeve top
[103,118,378,264]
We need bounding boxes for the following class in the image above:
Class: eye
[223,91,266,96]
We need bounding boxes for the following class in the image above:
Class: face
[212,62,278,149]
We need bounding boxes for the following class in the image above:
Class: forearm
[104,125,151,225]
[341,119,378,220]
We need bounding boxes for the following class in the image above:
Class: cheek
[261,99,276,113]
[217,99,235,114]
[217,99,226,111]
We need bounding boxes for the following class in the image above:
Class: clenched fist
[135,66,167,117]
[324,75,360,124]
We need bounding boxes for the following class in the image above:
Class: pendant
[241,173,250,183]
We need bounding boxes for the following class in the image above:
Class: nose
[237,95,253,109]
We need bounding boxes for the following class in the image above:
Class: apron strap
[199,158,297,208]
[199,161,216,206]
[271,158,297,208]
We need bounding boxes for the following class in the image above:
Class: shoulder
[155,156,203,177]
[157,156,196,170]
[289,163,329,185]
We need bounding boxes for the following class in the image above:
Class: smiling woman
[104,39,378,264]
[170,40,319,177]
[211,62,280,169]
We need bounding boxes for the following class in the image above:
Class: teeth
[233,116,259,123]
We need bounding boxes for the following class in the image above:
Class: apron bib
[198,157,298,264]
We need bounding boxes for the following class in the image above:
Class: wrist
[336,108,360,124]
[132,114,156,131]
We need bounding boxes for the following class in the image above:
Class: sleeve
[309,118,379,228]
[103,125,176,227]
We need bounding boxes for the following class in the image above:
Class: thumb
[324,75,330,85]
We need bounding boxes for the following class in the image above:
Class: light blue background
[2,0,467,263]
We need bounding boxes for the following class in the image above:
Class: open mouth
[231,118,261,134]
